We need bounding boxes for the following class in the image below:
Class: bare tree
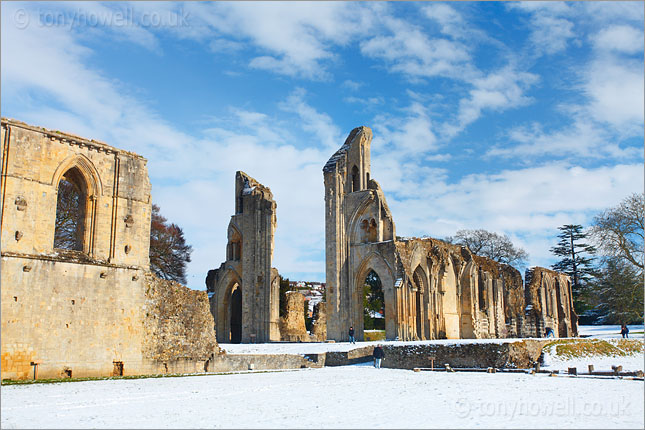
[591,193,644,272]
[149,204,193,284]
[445,229,529,267]
[54,177,85,251]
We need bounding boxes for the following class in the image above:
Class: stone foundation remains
[279,291,309,342]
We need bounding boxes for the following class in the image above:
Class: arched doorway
[412,266,427,340]
[363,270,385,332]
[230,284,242,343]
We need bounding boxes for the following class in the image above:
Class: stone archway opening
[363,270,385,332]
[230,284,242,343]
[54,167,88,251]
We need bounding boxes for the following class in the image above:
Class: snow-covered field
[2,365,643,429]
[578,324,643,339]
[2,325,643,429]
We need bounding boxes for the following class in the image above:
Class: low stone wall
[378,340,548,369]
[209,353,322,372]
[206,340,548,372]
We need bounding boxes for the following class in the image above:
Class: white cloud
[489,115,640,160]
[184,2,374,80]
[584,57,644,131]
[372,102,439,161]
[342,80,363,91]
[594,25,644,54]
[507,2,576,56]
[278,88,342,152]
[359,12,474,81]
[381,161,643,267]
[443,66,539,138]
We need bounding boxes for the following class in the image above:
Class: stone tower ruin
[206,171,280,343]
[323,126,577,342]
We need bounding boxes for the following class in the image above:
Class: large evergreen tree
[589,257,643,324]
[550,224,596,317]
[149,204,193,284]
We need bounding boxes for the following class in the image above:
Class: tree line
[446,193,643,325]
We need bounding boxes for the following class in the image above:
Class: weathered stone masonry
[1,118,219,380]
[206,171,280,343]
[323,126,577,342]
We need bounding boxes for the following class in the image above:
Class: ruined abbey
[1,118,218,380]
[322,126,577,342]
[1,118,577,380]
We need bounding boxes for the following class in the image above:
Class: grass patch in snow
[544,338,644,359]
[364,330,386,341]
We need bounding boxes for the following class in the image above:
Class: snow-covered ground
[578,325,643,339]
[2,326,642,429]
[219,324,644,356]
[2,366,643,429]
[541,325,644,373]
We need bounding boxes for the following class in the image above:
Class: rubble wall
[279,291,310,342]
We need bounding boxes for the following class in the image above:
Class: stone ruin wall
[1,118,219,380]
[142,273,221,373]
[323,125,576,342]
[524,266,578,338]
[279,291,309,342]
[206,171,280,344]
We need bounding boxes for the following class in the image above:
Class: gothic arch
[353,251,396,340]
[348,193,378,244]
[51,154,102,198]
[227,223,243,261]
[213,267,243,343]
[51,155,102,254]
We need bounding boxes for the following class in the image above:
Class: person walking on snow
[621,324,629,339]
[373,344,384,368]
[348,326,356,344]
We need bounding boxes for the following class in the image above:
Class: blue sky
[2,1,643,290]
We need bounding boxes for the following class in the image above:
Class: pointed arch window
[351,165,360,192]
[54,167,88,251]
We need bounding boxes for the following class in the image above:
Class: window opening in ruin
[351,165,359,192]
[54,167,87,251]
[113,361,124,376]
[363,270,385,331]
[478,272,486,311]
[545,286,551,317]
[368,219,378,242]
[230,284,243,343]
[413,268,424,339]
[360,219,369,243]
[555,280,567,338]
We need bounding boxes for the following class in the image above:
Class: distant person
[545,327,554,338]
[348,326,356,344]
[373,344,384,368]
[621,324,629,339]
